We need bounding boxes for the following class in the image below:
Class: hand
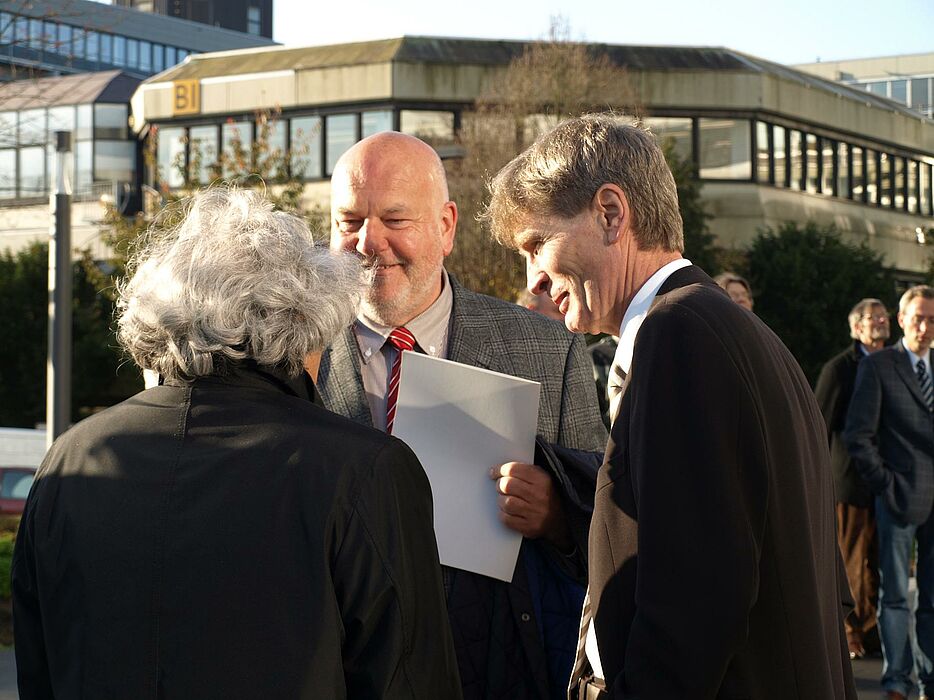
[490,461,572,552]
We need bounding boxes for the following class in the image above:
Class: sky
[270,0,933,66]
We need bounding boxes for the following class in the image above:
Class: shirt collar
[613,258,692,375]
[354,268,453,364]
[902,337,931,373]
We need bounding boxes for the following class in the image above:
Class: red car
[0,467,36,515]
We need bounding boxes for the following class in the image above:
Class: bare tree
[445,19,643,300]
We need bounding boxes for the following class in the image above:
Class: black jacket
[814,342,874,506]
[586,267,855,699]
[845,343,934,525]
[12,363,461,699]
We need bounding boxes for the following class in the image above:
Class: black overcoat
[12,363,461,699]
[587,266,856,699]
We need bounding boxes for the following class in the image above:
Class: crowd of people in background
[14,115,934,699]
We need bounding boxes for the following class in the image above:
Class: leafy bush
[747,221,896,384]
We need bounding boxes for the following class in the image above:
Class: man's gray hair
[483,113,684,252]
[899,285,934,314]
[117,187,363,381]
[848,298,886,339]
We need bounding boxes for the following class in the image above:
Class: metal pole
[47,130,72,448]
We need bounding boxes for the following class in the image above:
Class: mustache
[356,254,403,286]
[358,255,403,269]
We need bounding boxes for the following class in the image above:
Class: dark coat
[814,342,874,506]
[12,364,461,700]
[587,266,855,699]
[844,342,934,525]
[318,276,607,700]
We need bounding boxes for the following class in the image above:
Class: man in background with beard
[815,298,890,660]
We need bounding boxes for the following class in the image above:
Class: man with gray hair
[485,114,855,699]
[815,298,890,661]
[846,285,934,700]
[12,187,461,699]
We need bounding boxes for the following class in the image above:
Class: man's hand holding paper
[491,461,572,552]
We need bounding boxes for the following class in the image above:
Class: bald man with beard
[316,132,607,700]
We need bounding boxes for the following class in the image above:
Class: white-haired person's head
[117,187,363,382]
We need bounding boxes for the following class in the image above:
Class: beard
[358,253,444,327]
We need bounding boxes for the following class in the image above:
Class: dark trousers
[836,501,879,647]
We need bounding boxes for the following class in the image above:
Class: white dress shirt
[586,257,692,680]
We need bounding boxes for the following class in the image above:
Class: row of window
[646,116,934,217]
[0,12,193,75]
[754,120,933,216]
[848,76,934,117]
[150,110,934,219]
[154,109,455,187]
[0,104,129,148]
[0,140,135,199]
[0,104,136,199]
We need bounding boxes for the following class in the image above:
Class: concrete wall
[0,199,112,259]
[795,53,934,82]
[704,182,931,274]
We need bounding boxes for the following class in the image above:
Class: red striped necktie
[385,326,417,434]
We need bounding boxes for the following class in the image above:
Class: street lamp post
[47,130,73,448]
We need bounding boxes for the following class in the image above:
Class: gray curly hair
[117,187,363,381]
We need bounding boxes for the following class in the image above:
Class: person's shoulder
[645,280,736,335]
[821,346,858,373]
[863,344,901,367]
[453,284,572,341]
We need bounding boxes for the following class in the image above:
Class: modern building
[795,52,934,119]
[0,0,276,81]
[129,37,934,280]
[113,0,273,39]
[0,70,142,256]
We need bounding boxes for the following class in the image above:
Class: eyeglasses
[861,314,888,322]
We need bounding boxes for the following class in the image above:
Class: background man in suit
[845,285,934,700]
[317,131,607,700]
[484,114,855,699]
[12,188,460,699]
[815,298,890,660]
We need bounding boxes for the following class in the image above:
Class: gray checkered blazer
[317,275,608,452]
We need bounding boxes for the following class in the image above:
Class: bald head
[329,132,458,327]
[332,131,450,202]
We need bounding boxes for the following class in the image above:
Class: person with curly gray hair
[12,187,461,699]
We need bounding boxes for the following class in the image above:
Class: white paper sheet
[392,352,541,583]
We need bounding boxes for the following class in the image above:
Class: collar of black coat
[647,264,716,310]
[162,360,322,407]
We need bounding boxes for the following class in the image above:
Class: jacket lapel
[892,343,930,411]
[317,327,373,427]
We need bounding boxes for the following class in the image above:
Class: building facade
[796,52,934,120]
[129,37,934,279]
[0,70,142,256]
[113,0,273,39]
[0,0,276,81]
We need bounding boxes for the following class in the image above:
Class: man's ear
[440,201,458,257]
[593,184,629,245]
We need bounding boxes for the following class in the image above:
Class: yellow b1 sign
[173,80,200,116]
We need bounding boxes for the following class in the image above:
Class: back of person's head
[117,186,363,381]
[485,113,683,252]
